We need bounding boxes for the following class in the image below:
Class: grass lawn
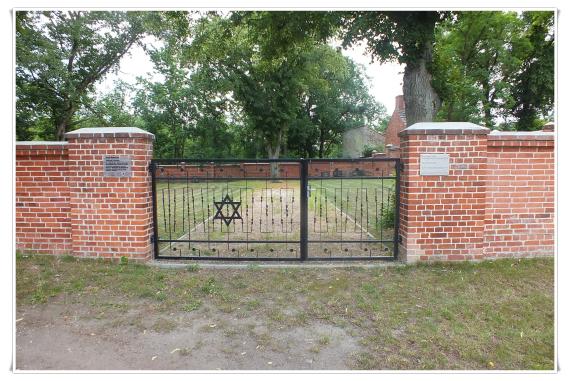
[16,255,554,370]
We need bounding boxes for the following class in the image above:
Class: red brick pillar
[398,123,490,262]
[65,128,154,261]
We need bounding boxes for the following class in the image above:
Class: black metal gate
[151,158,400,261]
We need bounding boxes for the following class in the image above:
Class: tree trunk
[56,120,68,141]
[402,43,441,126]
[447,99,454,121]
[482,84,493,127]
[266,130,282,180]
[55,103,76,141]
[318,125,325,158]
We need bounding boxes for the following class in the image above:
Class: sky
[97,36,405,116]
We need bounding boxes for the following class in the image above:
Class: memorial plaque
[420,153,449,176]
[103,156,132,177]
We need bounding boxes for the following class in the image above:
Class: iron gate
[151,158,400,261]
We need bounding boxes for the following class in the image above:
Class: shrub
[379,193,396,229]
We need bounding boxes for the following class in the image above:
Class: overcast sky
[97,37,405,115]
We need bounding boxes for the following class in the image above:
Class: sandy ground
[16,298,362,370]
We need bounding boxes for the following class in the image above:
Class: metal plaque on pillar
[420,154,449,176]
[103,156,132,177]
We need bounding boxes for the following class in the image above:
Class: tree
[340,11,447,126]
[288,45,386,158]
[431,11,554,130]
[133,43,241,159]
[432,12,528,127]
[75,80,140,128]
[510,11,554,130]
[16,11,147,140]
[188,14,315,171]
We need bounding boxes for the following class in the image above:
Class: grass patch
[16,255,554,370]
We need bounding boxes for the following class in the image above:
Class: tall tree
[510,11,554,130]
[432,11,554,130]
[133,43,240,158]
[16,11,147,140]
[288,45,386,158]
[340,11,447,126]
[433,11,528,127]
[75,80,139,128]
[188,14,315,169]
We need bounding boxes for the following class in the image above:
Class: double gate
[151,158,400,261]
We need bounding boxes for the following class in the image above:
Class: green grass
[16,255,554,370]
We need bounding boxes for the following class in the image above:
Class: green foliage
[133,41,241,159]
[287,45,387,158]
[379,192,396,229]
[361,144,385,158]
[76,80,141,128]
[339,11,448,125]
[511,12,554,130]
[16,11,148,140]
[432,11,554,130]
[15,10,553,153]
[187,13,386,161]
[340,11,446,65]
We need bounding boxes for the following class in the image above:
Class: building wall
[66,130,154,260]
[384,95,407,150]
[155,160,397,179]
[342,126,385,158]
[399,126,488,262]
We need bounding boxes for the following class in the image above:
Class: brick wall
[66,128,154,260]
[155,160,397,179]
[15,124,554,263]
[16,143,71,255]
[399,123,555,262]
[16,128,155,261]
[484,132,555,258]
[399,124,489,262]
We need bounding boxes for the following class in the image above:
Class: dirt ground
[16,299,360,370]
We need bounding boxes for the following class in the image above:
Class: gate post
[299,159,309,261]
[398,122,489,262]
[65,127,155,261]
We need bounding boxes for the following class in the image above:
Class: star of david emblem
[213,194,242,226]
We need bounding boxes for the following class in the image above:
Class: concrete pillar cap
[399,122,490,136]
[64,127,155,140]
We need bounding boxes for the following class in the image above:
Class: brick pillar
[65,128,154,261]
[398,123,490,262]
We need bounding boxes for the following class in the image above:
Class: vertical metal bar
[167,174,172,251]
[300,159,309,261]
[151,162,159,259]
[393,159,401,260]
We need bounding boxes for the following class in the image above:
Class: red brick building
[383,95,407,155]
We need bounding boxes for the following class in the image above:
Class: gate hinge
[399,162,404,172]
[150,234,155,244]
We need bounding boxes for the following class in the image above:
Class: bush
[379,193,396,229]
[362,144,385,158]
